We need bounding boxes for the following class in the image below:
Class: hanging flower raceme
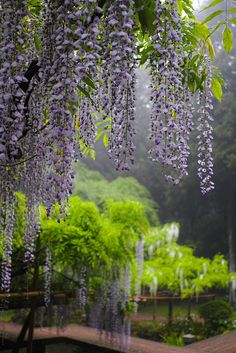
[149,0,193,184]
[56,304,67,331]
[120,266,131,351]
[39,0,77,212]
[76,266,87,309]
[0,0,33,289]
[1,193,15,293]
[44,247,52,307]
[38,0,102,212]
[89,264,133,352]
[135,239,144,297]
[175,82,194,180]
[0,0,29,185]
[197,60,214,194]
[101,0,137,171]
[24,200,40,263]
[75,0,102,154]
[0,0,30,165]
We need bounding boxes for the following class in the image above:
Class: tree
[73,163,159,224]
[142,224,234,318]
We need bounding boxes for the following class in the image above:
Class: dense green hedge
[198,299,234,336]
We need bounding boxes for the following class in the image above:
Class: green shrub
[198,299,234,336]
[165,318,206,338]
[131,319,206,343]
[131,321,163,341]
[164,334,184,346]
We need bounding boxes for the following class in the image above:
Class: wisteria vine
[149,0,195,185]
[0,0,217,296]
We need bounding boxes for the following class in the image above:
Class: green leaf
[211,77,223,102]
[229,18,236,24]
[68,100,78,116]
[43,107,49,120]
[176,0,184,16]
[34,34,42,51]
[206,38,215,59]
[90,149,96,160]
[222,25,233,53]
[212,66,224,85]
[140,46,153,65]
[178,0,195,18]
[103,134,109,148]
[192,22,209,40]
[201,0,223,12]
[189,54,200,66]
[77,85,95,104]
[68,104,75,116]
[82,76,96,90]
[28,0,42,16]
[95,131,103,142]
[202,10,224,24]
[135,0,156,35]
[228,7,236,13]
[188,71,200,93]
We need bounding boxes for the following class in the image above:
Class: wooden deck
[186,329,236,353]
[1,321,236,353]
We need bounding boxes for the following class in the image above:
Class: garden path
[1,321,236,353]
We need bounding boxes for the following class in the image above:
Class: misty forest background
[75,3,236,267]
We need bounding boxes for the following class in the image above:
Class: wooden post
[187,297,192,320]
[11,309,32,353]
[153,297,157,320]
[27,238,40,353]
[27,301,37,353]
[168,298,173,326]
[11,237,40,353]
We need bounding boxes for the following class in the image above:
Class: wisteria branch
[0,154,37,168]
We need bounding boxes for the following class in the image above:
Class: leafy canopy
[142,224,234,297]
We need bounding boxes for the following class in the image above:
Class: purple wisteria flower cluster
[1,195,15,292]
[0,1,29,165]
[135,239,144,297]
[0,0,32,292]
[75,0,101,153]
[44,247,52,307]
[101,0,137,171]
[89,264,135,352]
[149,0,194,184]
[197,60,214,194]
